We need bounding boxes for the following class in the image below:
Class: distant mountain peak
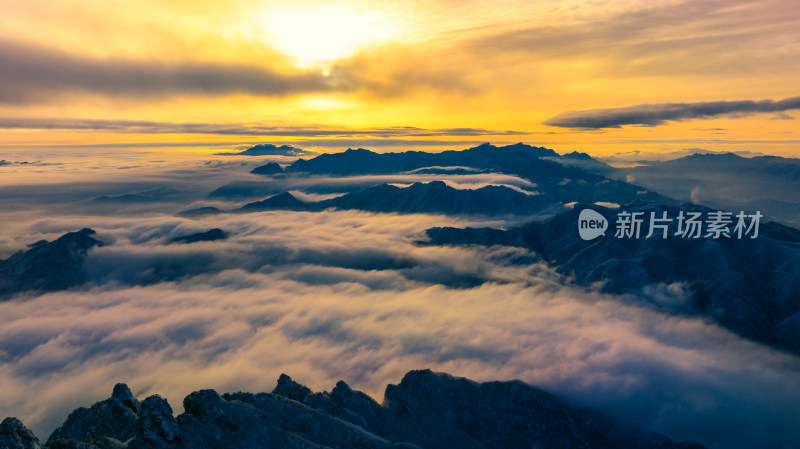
[250,162,284,175]
[685,152,742,160]
[561,151,593,160]
[217,143,316,157]
[240,191,306,211]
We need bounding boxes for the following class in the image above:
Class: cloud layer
[0,210,799,449]
[544,96,800,129]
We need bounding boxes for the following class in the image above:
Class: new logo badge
[578,209,608,240]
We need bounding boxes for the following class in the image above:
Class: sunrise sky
[2,0,799,156]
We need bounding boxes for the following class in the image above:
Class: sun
[264,4,396,66]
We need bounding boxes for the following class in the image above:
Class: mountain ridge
[237,181,556,216]
[0,369,706,449]
[247,143,663,206]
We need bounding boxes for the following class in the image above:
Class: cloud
[467,0,800,77]
[543,96,800,129]
[0,37,488,105]
[0,118,525,139]
[0,38,345,104]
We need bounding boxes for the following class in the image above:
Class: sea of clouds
[0,150,798,449]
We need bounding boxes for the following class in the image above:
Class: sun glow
[264,5,396,66]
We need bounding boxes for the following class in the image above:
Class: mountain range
[246,143,668,206]
[426,202,800,354]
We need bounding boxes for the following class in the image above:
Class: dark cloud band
[0,118,524,138]
[0,38,342,103]
[544,96,800,129]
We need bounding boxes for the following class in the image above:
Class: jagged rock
[47,384,139,445]
[0,417,41,449]
[136,396,177,446]
[181,389,395,449]
[271,374,312,402]
[0,228,104,298]
[112,384,139,414]
[9,371,705,449]
[302,381,381,433]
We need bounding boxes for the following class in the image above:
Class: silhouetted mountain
[619,152,800,226]
[426,203,800,354]
[257,143,665,206]
[171,229,229,244]
[240,191,309,211]
[216,143,315,157]
[284,143,558,175]
[0,228,104,298]
[239,181,556,216]
[250,162,284,175]
[1,370,705,449]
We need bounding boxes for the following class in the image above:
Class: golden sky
[1,0,799,156]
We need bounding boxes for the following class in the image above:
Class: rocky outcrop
[47,384,139,447]
[272,374,312,402]
[2,371,705,449]
[0,417,42,449]
[133,396,178,447]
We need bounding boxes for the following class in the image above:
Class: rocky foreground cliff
[0,369,704,449]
